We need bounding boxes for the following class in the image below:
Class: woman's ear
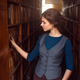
[51,24,54,27]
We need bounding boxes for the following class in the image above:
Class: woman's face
[41,16,54,31]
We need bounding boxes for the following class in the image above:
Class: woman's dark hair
[41,8,65,33]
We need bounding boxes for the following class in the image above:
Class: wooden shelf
[22,25,41,42]
[34,17,41,21]
[65,27,73,36]
[22,21,28,24]
[21,4,28,8]
[73,50,80,62]
[9,48,13,53]
[9,61,21,78]
[7,0,20,5]
[23,64,30,77]
[9,41,21,52]
[39,0,42,3]
[8,23,20,27]
[65,27,80,42]
[22,36,29,42]
[64,3,80,9]
[0,0,42,80]
[63,0,80,79]
[64,17,80,24]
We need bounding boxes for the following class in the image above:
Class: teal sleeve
[27,35,43,62]
[64,39,74,71]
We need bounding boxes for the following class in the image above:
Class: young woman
[10,8,73,80]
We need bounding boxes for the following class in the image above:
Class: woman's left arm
[62,39,73,80]
[62,69,72,80]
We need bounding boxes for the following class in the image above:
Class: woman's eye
[43,21,46,24]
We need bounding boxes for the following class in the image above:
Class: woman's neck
[49,27,62,37]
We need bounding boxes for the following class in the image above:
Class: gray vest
[35,33,68,79]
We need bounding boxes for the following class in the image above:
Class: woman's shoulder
[39,33,48,39]
[39,34,43,40]
[62,35,72,46]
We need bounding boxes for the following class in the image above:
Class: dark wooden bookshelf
[62,0,80,79]
[0,0,42,80]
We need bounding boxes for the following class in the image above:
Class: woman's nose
[40,22,42,26]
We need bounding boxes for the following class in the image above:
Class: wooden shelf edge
[63,2,80,9]
[9,61,22,78]
[21,4,28,8]
[73,50,80,62]
[36,8,42,10]
[22,25,40,45]
[9,42,21,52]
[30,43,36,50]
[34,17,41,21]
[65,28,80,42]
[29,26,41,37]
[22,36,29,42]
[9,48,13,53]
[23,64,30,77]
[29,6,35,9]
[39,0,42,3]
[22,21,28,24]
[7,0,20,5]
[8,23,20,27]
[65,27,73,36]
[64,17,80,24]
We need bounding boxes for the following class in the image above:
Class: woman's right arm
[10,37,28,59]
[10,35,43,61]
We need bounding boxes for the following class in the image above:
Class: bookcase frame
[0,0,42,80]
[62,0,80,79]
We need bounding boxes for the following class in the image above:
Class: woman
[10,8,73,80]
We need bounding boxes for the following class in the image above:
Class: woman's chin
[43,29,48,32]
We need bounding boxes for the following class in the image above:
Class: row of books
[23,58,29,74]
[10,69,20,80]
[75,39,80,56]
[8,3,20,25]
[63,0,80,79]
[65,20,80,40]
[21,0,28,6]
[29,8,33,20]
[34,9,42,19]
[74,23,80,40]
[22,40,28,51]
[30,35,34,49]
[62,0,80,7]
[8,0,20,3]
[73,54,78,73]
[8,3,41,25]
[34,0,42,8]
[21,7,28,23]
[8,26,19,48]
[22,24,28,40]
[9,50,21,73]
[29,21,33,34]
[21,7,41,22]
[34,19,41,30]
[69,21,73,34]
[65,20,73,34]
[69,33,73,46]
[38,1,42,9]
[21,0,42,8]
[64,5,80,21]
[35,28,42,42]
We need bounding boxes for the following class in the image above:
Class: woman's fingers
[9,36,15,43]
[10,36,13,40]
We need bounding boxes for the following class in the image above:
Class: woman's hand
[10,36,28,59]
[10,36,16,47]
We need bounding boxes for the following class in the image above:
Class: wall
[42,0,62,13]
